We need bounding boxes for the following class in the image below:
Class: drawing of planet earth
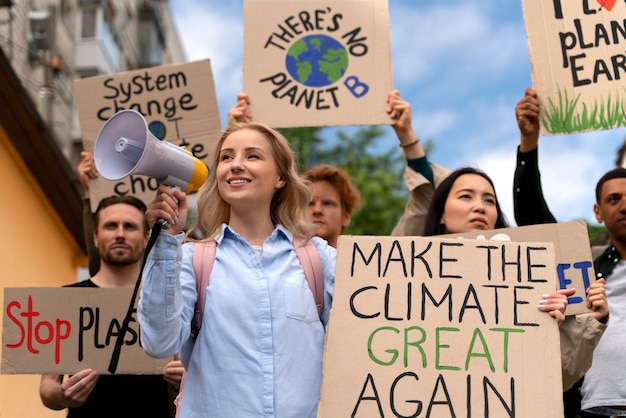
[286,34,348,87]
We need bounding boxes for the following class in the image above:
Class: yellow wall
[0,128,83,417]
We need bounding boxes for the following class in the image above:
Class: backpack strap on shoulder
[191,241,216,339]
[178,241,216,416]
[293,238,324,315]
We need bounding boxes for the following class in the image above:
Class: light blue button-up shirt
[138,224,336,418]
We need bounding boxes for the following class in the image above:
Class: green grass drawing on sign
[542,86,626,134]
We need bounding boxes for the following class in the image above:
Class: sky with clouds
[169,0,626,227]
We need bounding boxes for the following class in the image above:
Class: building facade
[0,0,185,416]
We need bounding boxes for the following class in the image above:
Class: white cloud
[413,110,458,140]
[474,148,516,225]
[534,130,626,224]
[474,128,626,227]
[390,1,527,89]
[172,1,243,124]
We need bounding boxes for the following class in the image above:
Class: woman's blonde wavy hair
[188,122,315,241]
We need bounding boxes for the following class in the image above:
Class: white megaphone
[93,109,208,193]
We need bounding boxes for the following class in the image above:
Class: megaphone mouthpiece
[115,137,144,162]
[94,109,208,193]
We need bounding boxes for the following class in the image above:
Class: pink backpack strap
[191,241,216,338]
[177,242,215,418]
[293,238,324,315]
[178,242,216,417]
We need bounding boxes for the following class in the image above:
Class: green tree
[587,223,607,246]
[279,127,326,169]
[279,126,410,236]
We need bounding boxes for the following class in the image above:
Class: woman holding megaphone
[137,122,336,417]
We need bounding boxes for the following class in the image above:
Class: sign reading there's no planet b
[243,0,393,128]
[522,0,626,135]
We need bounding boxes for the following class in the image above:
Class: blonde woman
[138,123,336,418]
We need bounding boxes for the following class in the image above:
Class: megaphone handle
[157,218,172,229]
[157,186,180,230]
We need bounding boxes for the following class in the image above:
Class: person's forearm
[513,146,556,225]
[83,198,100,276]
[40,376,67,410]
[519,132,539,153]
[138,233,187,358]
[397,128,425,159]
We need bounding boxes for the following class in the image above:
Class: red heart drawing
[597,0,617,11]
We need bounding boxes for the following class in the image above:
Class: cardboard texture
[243,0,393,128]
[318,235,563,417]
[74,60,221,212]
[2,288,170,375]
[443,221,595,316]
[522,0,626,135]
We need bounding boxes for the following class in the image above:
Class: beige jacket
[391,163,451,236]
[391,162,606,392]
[560,313,607,391]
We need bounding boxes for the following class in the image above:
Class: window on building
[137,4,165,68]
[60,0,73,33]
[80,7,96,39]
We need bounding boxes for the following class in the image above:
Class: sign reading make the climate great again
[318,235,564,417]
[243,0,393,128]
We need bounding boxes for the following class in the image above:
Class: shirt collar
[594,242,622,279]
[214,223,292,245]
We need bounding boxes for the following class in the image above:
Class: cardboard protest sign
[318,235,563,417]
[522,0,626,135]
[243,0,393,128]
[75,59,220,212]
[444,221,594,316]
[2,288,169,375]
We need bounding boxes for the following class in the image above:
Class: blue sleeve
[138,233,196,359]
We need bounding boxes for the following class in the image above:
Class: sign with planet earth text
[522,0,626,135]
[243,0,393,128]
